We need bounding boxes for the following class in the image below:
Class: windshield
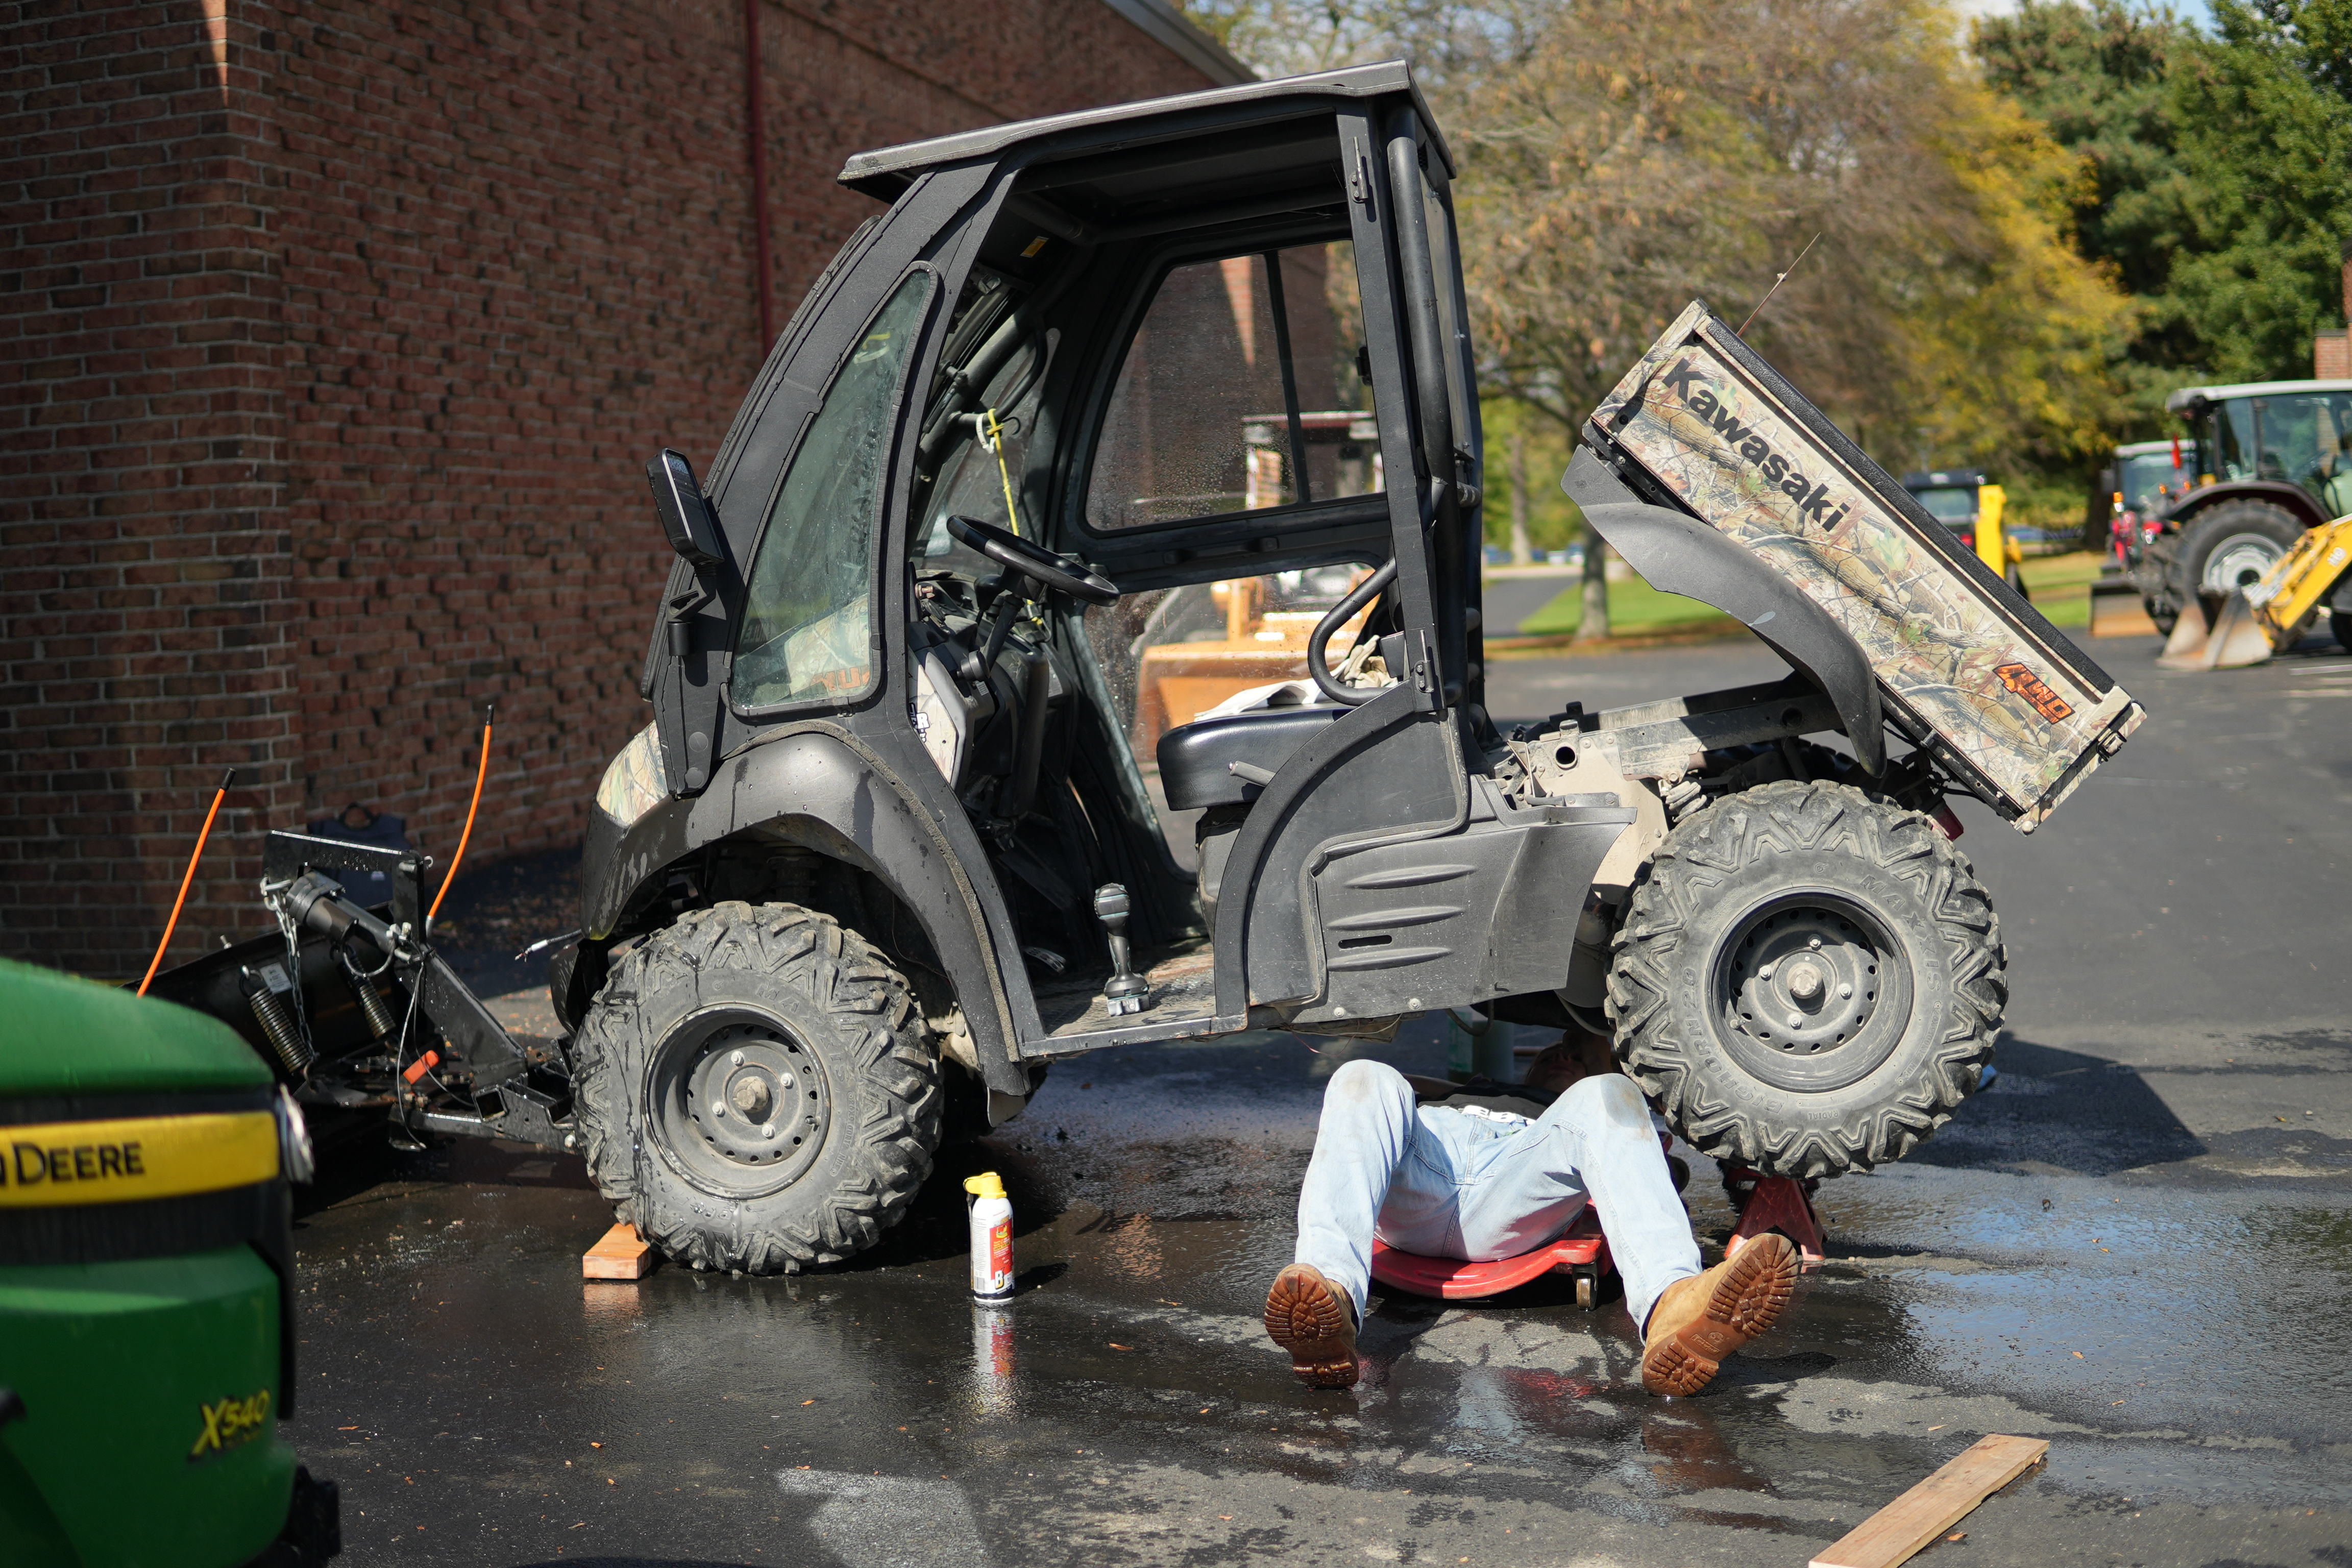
[1909,485,1977,525]
[2200,392,2352,495]
[2118,448,2194,512]
[733,272,936,709]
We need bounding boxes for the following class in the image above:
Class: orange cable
[426,704,494,929]
[139,769,236,996]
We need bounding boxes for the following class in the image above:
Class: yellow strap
[0,1110,278,1208]
[982,408,1021,537]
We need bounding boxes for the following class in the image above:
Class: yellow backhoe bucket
[2154,516,2352,672]
[2154,592,2241,669]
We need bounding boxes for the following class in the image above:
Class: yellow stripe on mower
[0,1109,278,1207]
[2157,516,2352,671]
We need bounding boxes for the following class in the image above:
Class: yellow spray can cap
[963,1172,1007,1200]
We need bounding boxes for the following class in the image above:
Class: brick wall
[2,0,1237,976]
[1,0,301,976]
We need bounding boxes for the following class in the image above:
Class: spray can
[964,1171,1014,1300]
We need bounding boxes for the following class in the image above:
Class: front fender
[580,724,1030,1096]
[1564,447,1884,773]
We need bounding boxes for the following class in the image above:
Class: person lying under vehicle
[1264,1041,1798,1395]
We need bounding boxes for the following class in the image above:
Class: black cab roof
[836,60,1452,203]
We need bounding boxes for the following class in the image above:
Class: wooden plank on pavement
[1809,1434,2049,1568]
[582,1221,654,1281]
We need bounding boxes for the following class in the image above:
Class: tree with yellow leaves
[1182,0,2138,488]
[1445,0,2135,480]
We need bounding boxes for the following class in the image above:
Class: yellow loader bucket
[2154,517,2352,672]
[2157,588,2282,670]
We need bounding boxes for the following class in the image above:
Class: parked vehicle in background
[2136,380,2352,634]
[1901,470,2026,596]
[2093,438,2199,566]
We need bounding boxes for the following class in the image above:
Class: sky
[1953,0,2216,29]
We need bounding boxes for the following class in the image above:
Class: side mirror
[646,449,725,570]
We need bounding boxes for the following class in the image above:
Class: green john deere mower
[0,957,338,1567]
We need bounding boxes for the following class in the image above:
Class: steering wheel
[944,515,1120,606]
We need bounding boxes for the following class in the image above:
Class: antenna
[1737,233,1822,336]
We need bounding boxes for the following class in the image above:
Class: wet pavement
[286,630,2352,1566]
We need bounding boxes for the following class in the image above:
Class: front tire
[1605,781,2005,1179]
[571,901,940,1273]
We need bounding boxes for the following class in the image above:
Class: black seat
[1156,705,1345,812]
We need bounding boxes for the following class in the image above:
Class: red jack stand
[1720,1165,1825,1269]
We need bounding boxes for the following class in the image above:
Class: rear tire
[2171,500,2304,606]
[571,901,940,1273]
[1605,780,2005,1179]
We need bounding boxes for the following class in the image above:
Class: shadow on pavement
[1908,1037,2206,1175]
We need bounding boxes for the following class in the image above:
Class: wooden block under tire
[583,1221,654,1280]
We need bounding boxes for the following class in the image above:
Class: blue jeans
[1293,1060,1700,1332]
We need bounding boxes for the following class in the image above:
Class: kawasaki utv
[552,64,2144,1273]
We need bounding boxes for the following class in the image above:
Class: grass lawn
[1515,577,1735,638]
[2020,550,2105,628]
[1511,550,2113,636]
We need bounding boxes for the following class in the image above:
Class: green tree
[2165,0,2352,380]
[1973,0,2189,304]
[1977,0,2352,392]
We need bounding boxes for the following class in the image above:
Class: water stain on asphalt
[288,1026,2352,1565]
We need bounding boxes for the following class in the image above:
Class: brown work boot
[1264,1263,1359,1389]
[1639,1233,1797,1396]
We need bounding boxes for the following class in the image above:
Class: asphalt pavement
[286,626,2352,1567]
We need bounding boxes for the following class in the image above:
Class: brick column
[1,0,299,977]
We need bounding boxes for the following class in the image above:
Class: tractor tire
[2172,500,2305,605]
[1605,780,2005,1180]
[571,901,940,1273]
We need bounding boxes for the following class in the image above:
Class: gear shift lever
[1093,884,1150,1016]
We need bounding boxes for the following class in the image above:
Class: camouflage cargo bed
[1571,300,2144,831]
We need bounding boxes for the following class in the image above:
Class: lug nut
[1757,961,1777,981]
[713,1101,728,1118]
[1808,936,1823,950]
[760,1122,777,1141]
[730,1049,746,1066]
[1838,982,1853,999]
[1786,1010,1804,1027]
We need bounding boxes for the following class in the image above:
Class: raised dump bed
[1569,299,2144,831]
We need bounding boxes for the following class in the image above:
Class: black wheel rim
[644,1006,832,1196]
[1706,891,1914,1093]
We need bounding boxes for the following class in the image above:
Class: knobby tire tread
[571,901,939,1274]
[1606,779,2005,1179]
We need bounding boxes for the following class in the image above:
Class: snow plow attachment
[2155,517,2352,671]
[1575,300,2145,832]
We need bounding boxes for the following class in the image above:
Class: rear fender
[1563,448,1884,773]
[580,725,1032,1096]
[2157,480,2326,530]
